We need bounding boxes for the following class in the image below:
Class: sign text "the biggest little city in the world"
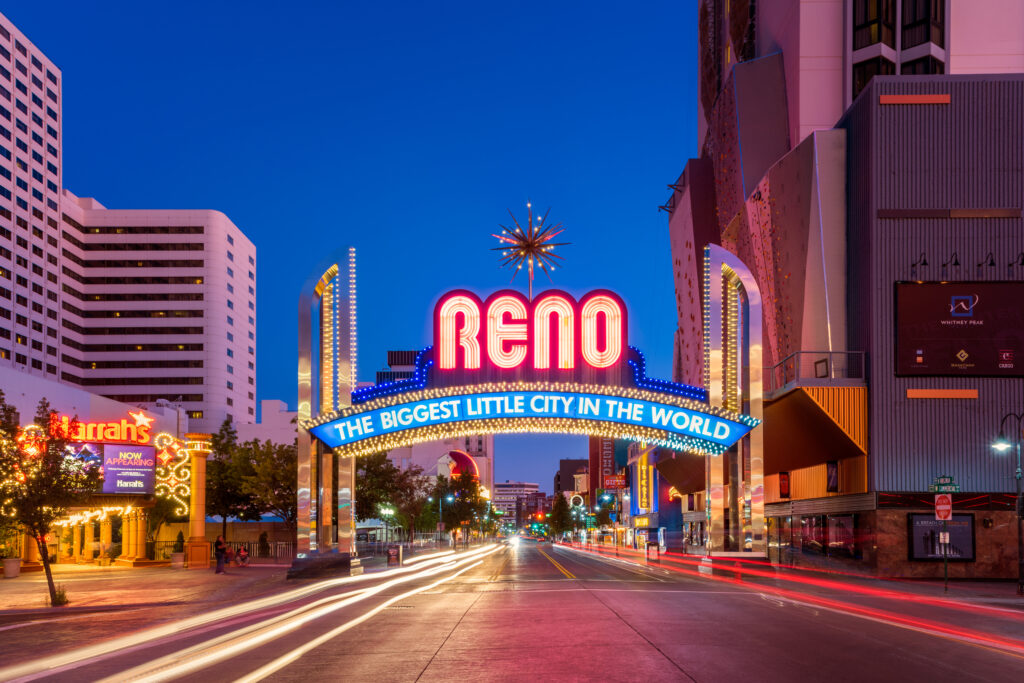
[311,391,749,449]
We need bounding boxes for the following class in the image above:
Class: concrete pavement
[1,542,1022,681]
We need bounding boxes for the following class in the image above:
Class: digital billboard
[101,444,156,494]
[895,282,1024,376]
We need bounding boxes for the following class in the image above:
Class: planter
[3,557,21,579]
[170,552,185,569]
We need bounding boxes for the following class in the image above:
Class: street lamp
[379,505,395,545]
[992,412,1024,595]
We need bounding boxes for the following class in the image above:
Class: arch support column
[185,434,212,569]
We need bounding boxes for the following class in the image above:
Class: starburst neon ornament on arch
[491,202,569,300]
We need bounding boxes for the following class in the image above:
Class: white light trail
[237,557,490,682]
[0,546,498,683]
[103,545,501,683]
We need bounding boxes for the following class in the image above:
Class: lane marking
[537,548,575,579]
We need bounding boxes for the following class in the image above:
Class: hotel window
[248,330,254,340]
[227,267,233,278]
[227,381,233,390]
[227,251,233,262]
[227,283,233,294]
[248,286,254,296]
[227,234,234,246]
[248,376,254,385]
[247,361,254,370]
[226,348,233,357]
[248,255,254,265]
[226,332,234,342]
[901,56,944,74]
[902,0,944,49]
[31,358,41,370]
[187,410,204,419]
[227,299,234,309]
[248,271,254,280]
[227,315,233,326]
[247,316,254,326]
[248,346,254,355]
[854,0,896,48]
[852,57,894,99]
[15,352,25,364]
[226,397,233,406]
[248,406,254,416]
[247,301,254,310]
[227,364,234,374]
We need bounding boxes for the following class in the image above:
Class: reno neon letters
[434,289,626,372]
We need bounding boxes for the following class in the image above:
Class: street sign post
[933,476,957,593]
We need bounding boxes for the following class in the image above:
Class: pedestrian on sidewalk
[214,535,227,574]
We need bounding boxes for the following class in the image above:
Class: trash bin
[386,544,403,568]
[645,541,660,563]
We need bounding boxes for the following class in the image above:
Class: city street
[1,543,1023,682]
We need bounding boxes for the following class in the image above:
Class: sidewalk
[0,563,289,616]
[0,553,394,618]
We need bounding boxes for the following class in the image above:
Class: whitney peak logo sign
[51,410,155,445]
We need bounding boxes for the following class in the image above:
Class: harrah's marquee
[307,289,760,456]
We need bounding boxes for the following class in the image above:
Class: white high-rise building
[0,11,256,432]
[492,481,540,519]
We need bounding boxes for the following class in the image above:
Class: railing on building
[764,351,866,397]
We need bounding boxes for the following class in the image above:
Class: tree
[392,465,431,541]
[147,495,185,542]
[238,439,298,535]
[354,452,402,523]
[549,492,572,536]
[0,407,101,605]
[206,416,261,538]
[0,389,19,435]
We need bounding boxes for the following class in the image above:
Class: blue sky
[7,1,699,490]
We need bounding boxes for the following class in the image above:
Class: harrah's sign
[433,289,629,385]
[54,410,154,446]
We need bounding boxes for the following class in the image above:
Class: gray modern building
[664,0,1024,579]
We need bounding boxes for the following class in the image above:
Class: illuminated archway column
[71,524,82,562]
[185,433,212,569]
[22,533,39,565]
[703,244,765,555]
[123,512,137,560]
[135,510,148,561]
[297,247,357,560]
[100,519,112,556]
[82,521,95,562]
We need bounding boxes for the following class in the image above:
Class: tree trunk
[221,516,228,540]
[35,534,58,607]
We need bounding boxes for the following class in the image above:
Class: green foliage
[238,439,298,533]
[33,397,53,429]
[205,416,261,538]
[148,495,186,541]
[0,389,19,435]
[548,492,572,534]
[173,531,185,553]
[51,583,69,607]
[106,543,121,560]
[354,452,402,523]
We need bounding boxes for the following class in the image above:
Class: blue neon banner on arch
[309,390,755,452]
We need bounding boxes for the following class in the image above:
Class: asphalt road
[2,542,1023,682]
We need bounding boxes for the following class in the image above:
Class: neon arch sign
[306,288,760,459]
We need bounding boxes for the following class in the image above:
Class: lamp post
[992,412,1024,596]
[379,505,395,546]
[428,495,455,545]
